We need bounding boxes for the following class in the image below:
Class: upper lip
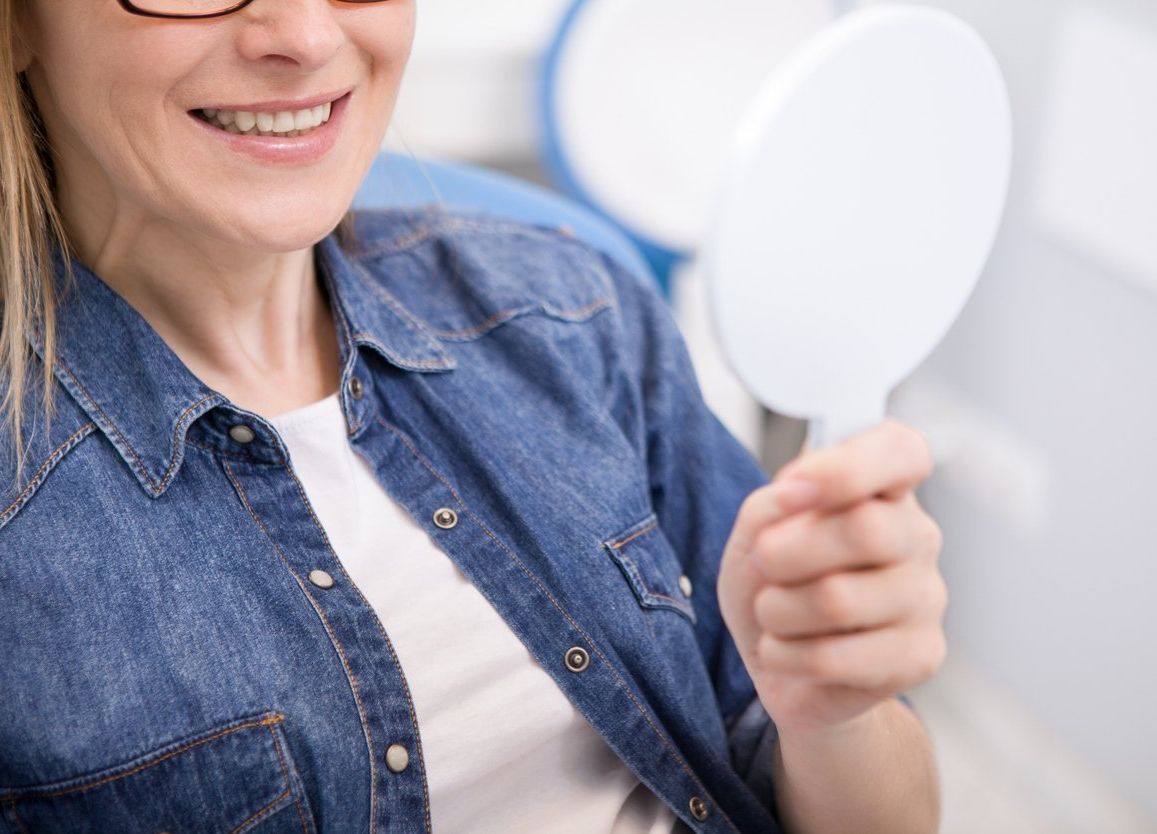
[193,88,350,113]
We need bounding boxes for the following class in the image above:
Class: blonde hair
[1,0,68,473]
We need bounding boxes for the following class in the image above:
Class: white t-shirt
[271,395,680,834]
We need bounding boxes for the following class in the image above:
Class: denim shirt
[0,211,780,834]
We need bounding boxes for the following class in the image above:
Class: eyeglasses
[117,0,390,20]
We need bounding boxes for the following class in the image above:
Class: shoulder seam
[354,215,578,261]
[427,297,615,342]
[1,421,97,530]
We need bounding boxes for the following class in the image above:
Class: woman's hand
[718,419,947,737]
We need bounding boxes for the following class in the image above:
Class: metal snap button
[433,508,458,530]
[385,744,410,773]
[565,646,590,673]
[348,377,364,400]
[689,796,709,822]
[679,575,693,599]
[308,570,335,590]
[228,424,256,444]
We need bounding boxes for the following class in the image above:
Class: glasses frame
[116,0,388,20]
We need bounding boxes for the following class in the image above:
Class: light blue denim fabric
[0,210,779,833]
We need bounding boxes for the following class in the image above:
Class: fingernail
[771,478,820,511]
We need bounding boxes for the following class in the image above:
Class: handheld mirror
[704,5,1013,447]
[545,0,834,256]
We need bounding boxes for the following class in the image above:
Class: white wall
[387,0,573,163]
[884,0,1157,822]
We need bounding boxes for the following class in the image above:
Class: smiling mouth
[194,100,334,137]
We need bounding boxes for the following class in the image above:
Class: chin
[205,197,352,254]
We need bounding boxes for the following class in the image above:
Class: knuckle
[752,522,807,582]
[814,576,854,626]
[842,502,893,560]
[753,585,782,631]
[829,467,863,499]
[751,528,784,577]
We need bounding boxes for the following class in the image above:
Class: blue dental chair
[352,153,655,288]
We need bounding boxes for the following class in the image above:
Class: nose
[233,0,344,72]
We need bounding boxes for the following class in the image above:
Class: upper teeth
[200,102,333,136]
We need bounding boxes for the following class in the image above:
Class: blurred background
[383,1,1157,831]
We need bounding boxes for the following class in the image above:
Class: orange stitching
[355,216,587,260]
[429,310,518,340]
[224,462,382,834]
[349,336,450,370]
[267,724,311,834]
[351,217,510,259]
[374,416,730,825]
[56,359,217,494]
[0,715,283,802]
[644,602,658,642]
[229,789,292,834]
[321,265,366,438]
[266,721,292,794]
[294,798,310,834]
[281,461,433,834]
[611,521,658,550]
[348,258,447,361]
[609,547,694,624]
[429,298,613,341]
[295,797,311,834]
[1,422,94,522]
[610,553,687,635]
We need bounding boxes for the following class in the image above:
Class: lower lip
[190,93,350,165]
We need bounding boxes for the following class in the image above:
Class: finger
[776,420,933,510]
[725,479,822,559]
[753,561,947,640]
[756,624,947,692]
[751,495,938,585]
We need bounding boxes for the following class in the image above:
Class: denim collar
[36,227,453,498]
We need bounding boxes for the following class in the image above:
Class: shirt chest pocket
[604,514,697,625]
[1,712,315,834]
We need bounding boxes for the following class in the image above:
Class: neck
[71,213,342,419]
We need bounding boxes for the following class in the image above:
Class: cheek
[30,26,173,135]
[30,20,206,167]
[363,4,416,79]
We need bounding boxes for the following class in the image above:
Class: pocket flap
[3,712,310,834]
[604,514,696,624]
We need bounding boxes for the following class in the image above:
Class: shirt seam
[264,722,310,834]
[353,217,568,260]
[0,714,284,801]
[1,421,95,526]
[344,256,451,364]
[427,298,614,342]
[55,357,217,495]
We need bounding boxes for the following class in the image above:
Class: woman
[0,0,947,832]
